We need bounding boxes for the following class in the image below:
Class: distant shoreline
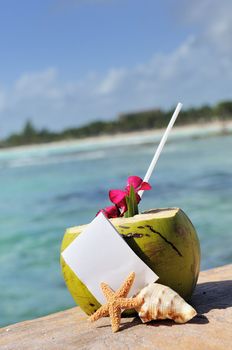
[1,120,232,154]
[2,100,232,150]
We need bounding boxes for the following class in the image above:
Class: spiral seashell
[136,283,197,323]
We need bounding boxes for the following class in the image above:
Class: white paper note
[62,212,158,304]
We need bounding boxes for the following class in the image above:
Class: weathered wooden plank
[1,264,231,350]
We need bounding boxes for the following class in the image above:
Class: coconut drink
[61,207,200,316]
[60,103,201,320]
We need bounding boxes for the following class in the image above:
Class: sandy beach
[0,120,232,156]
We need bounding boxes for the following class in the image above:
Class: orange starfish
[89,272,143,333]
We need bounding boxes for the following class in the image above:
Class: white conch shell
[136,283,197,324]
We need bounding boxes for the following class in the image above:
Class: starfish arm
[116,272,135,297]
[118,296,144,310]
[109,303,121,333]
[89,304,109,322]
[100,282,115,300]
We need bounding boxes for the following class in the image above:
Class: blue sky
[0,0,232,137]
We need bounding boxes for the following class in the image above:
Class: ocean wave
[0,124,231,169]
[0,150,107,169]
[1,123,225,162]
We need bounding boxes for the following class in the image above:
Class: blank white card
[62,212,158,304]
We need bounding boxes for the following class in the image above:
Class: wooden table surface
[1,264,231,350]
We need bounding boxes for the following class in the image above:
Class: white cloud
[14,68,59,99]
[1,0,232,137]
[96,69,126,95]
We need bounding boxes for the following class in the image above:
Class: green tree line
[1,100,232,148]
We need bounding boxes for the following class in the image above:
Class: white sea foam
[0,121,231,167]
[2,150,107,169]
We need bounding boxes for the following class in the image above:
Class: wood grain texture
[1,264,231,350]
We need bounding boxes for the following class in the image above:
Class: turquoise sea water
[0,134,232,327]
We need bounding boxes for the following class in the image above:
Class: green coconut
[60,208,200,316]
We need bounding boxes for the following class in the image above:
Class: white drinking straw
[139,102,183,198]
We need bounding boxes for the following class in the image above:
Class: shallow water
[0,134,232,327]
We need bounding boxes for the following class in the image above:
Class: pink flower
[97,205,120,219]
[97,176,152,219]
[126,175,151,196]
[109,176,151,214]
[109,189,128,214]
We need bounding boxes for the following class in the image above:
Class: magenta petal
[135,192,141,203]
[140,182,152,191]
[97,205,119,218]
[119,201,128,214]
[109,189,126,204]
[105,205,120,218]
[127,176,143,190]
[96,208,111,218]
